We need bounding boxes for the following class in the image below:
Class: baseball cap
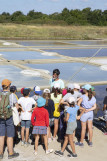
[21,87,25,94]
[43,88,50,93]
[2,79,11,86]
[34,86,41,95]
[73,83,80,90]
[62,89,67,96]
[68,97,76,104]
[82,84,92,90]
[10,86,17,92]
[23,88,30,96]
[67,83,74,90]
[37,97,46,107]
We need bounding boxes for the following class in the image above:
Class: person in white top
[18,88,36,146]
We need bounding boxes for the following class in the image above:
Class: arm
[31,110,36,126]
[85,103,97,113]
[65,113,69,122]
[59,98,69,106]
[103,104,107,111]
[77,98,85,120]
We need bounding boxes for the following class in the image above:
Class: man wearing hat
[0,79,19,159]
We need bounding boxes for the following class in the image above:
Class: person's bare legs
[61,135,68,152]
[21,127,25,141]
[73,131,75,142]
[0,136,5,154]
[68,134,76,154]
[25,128,29,142]
[53,119,59,138]
[35,135,39,152]
[43,135,48,151]
[7,137,14,155]
[47,126,51,139]
[80,122,86,143]
[87,120,93,142]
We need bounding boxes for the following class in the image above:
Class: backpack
[0,92,12,119]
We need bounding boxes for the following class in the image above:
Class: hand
[85,109,89,113]
[76,116,81,120]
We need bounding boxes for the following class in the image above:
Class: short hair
[53,69,60,75]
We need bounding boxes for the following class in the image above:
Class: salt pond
[26,62,107,82]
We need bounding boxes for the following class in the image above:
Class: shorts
[80,112,93,122]
[54,116,59,119]
[0,116,15,137]
[104,110,107,121]
[32,126,47,135]
[21,120,31,128]
[66,121,77,135]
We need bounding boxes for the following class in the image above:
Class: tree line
[0,8,107,26]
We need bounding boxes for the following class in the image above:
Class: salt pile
[41,52,57,56]
[20,70,41,77]
[100,65,107,71]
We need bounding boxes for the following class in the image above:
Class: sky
[0,0,107,15]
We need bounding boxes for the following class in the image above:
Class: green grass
[0,23,107,40]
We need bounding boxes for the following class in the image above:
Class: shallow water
[0,65,49,87]
[44,48,107,57]
[26,62,107,82]
[64,40,107,45]
[0,51,60,60]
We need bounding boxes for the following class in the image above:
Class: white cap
[54,83,60,89]
[68,97,76,104]
[67,83,74,90]
[73,83,80,90]
[43,88,50,93]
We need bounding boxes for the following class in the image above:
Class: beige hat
[43,88,50,93]
[2,79,11,86]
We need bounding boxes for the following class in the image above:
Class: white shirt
[18,97,36,120]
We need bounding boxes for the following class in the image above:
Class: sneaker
[0,154,3,159]
[46,149,53,154]
[54,150,64,157]
[21,141,25,146]
[8,152,19,159]
[68,153,77,158]
[48,138,52,143]
[88,142,93,147]
[24,142,30,147]
[34,151,37,156]
[53,137,56,141]
[75,142,84,147]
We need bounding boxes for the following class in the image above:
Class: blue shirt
[67,105,79,122]
[81,94,96,109]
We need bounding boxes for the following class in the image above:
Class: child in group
[31,97,53,155]
[51,83,62,141]
[42,89,55,142]
[32,86,42,101]
[18,88,36,147]
[55,97,85,158]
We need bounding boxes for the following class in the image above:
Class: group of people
[0,68,106,159]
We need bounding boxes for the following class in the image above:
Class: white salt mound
[100,65,107,71]
[3,42,11,45]
[20,70,41,77]
[41,52,57,56]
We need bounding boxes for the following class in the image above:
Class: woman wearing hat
[76,84,96,147]
[31,97,53,155]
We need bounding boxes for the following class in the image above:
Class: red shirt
[31,107,49,127]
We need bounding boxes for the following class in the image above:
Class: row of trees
[0,8,107,26]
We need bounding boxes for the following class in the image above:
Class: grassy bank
[0,23,107,40]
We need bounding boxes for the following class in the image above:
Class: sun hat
[67,83,74,90]
[34,86,41,95]
[82,84,92,90]
[23,88,30,96]
[43,88,50,93]
[2,79,11,86]
[73,83,80,90]
[54,83,61,89]
[62,89,67,96]
[68,97,76,104]
[37,97,46,107]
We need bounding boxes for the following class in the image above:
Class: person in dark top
[42,89,55,142]
[103,89,107,135]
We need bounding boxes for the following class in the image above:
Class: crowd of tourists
[0,69,107,159]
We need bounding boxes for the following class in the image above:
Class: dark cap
[23,88,31,96]
[10,86,17,92]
